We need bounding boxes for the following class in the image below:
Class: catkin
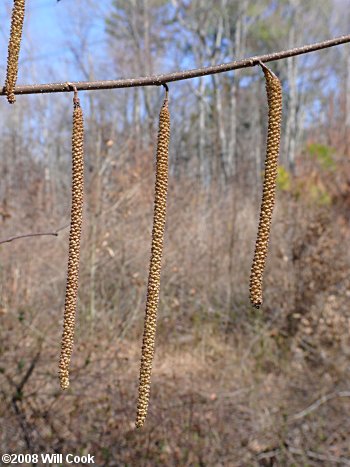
[5,0,26,104]
[249,64,282,309]
[136,90,170,428]
[59,94,84,390]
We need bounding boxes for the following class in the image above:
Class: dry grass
[1,152,350,465]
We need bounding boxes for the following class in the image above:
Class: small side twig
[288,447,350,465]
[11,350,41,460]
[0,224,69,245]
[290,391,350,420]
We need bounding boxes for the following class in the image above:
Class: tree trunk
[284,3,298,173]
[198,77,209,186]
[346,49,350,155]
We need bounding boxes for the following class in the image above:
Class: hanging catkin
[5,0,26,104]
[136,86,170,428]
[249,63,282,309]
[59,89,84,390]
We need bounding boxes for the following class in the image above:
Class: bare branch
[0,224,69,245]
[288,447,350,465]
[0,34,349,96]
[291,391,350,420]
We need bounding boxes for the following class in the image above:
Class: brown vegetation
[1,144,350,465]
[1,1,350,465]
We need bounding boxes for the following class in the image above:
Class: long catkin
[5,0,26,104]
[136,90,170,428]
[59,93,84,390]
[249,64,282,309]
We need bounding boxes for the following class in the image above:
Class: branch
[291,391,350,420]
[0,224,69,245]
[15,350,41,399]
[1,34,349,96]
[11,350,41,455]
[288,447,350,465]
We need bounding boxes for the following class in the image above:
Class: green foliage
[275,162,332,206]
[309,183,332,206]
[101,448,111,463]
[308,143,336,171]
[251,20,287,47]
[17,359,25,371]
[18,310,25,322]
[276,166,291,191]
[246,2,267,18]
[107,0,171,40]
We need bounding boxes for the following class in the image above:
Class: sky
[0,0,111,85]
[1,0,348,89]
[0,0,348,123]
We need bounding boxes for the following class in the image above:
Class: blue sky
[0,0,347,123]
[0,0,111,84]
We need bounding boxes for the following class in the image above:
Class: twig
[11,350,41,459]
[288,447,350,465]
[0,224,69,245]
[257,449,280,460]
[14,350,41,399]
[291,391,350,420]
[257,445,350,465]
[1,34,349,96]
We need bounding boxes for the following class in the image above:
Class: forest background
[1,0,350,465]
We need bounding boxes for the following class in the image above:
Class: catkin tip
[60,378,70,390]
[135,419,144,429]
[8,94,16,104]
[5,0,26,105]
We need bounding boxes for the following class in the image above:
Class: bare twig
[288,447,350,465]
[0,34,349,96]
[291,391,350,420]
[11,350,41,459]
[257,445,350,465]
[0,224,69,245]
[257,450,280,461]
[14,350,41,399]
